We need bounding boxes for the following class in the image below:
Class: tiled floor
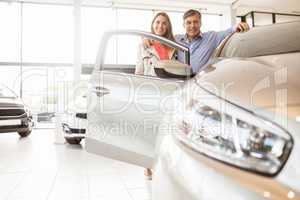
[0,129,151,200]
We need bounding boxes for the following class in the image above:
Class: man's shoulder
[175,34,185,41]
[204,27,235,36]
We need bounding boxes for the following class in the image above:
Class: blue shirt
[176,27,235,73]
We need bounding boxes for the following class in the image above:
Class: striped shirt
[176,27,235,73]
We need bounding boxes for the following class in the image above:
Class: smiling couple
[135,9,250,78]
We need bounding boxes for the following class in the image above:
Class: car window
[104,34,139,68]
[99,32,192,79]
[219,21,300,58]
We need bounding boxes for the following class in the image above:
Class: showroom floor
[0,129,151,200]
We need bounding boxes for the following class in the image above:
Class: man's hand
[236,22,250,33]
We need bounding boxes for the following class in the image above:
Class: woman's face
[152,15,168,36]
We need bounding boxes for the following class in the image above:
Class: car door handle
[92,86,110,97]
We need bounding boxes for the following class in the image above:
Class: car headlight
[175,94,293,176]
[24,107,32,117]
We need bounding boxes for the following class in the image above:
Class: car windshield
[219,21,300,58]
[0,84,17,98]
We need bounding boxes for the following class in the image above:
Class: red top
[153,42,171,60]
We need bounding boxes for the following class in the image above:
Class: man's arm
[216,27,235,42]
[216,22,250,43]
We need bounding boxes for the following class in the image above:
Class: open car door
[85,30,191,168]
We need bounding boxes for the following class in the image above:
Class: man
[176,9,250,73]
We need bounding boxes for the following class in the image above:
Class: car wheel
[65,137,82,145]
[18,131,31,137]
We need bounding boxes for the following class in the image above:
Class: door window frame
[94,30,190,74]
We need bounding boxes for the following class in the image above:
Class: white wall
[234,0,300,15]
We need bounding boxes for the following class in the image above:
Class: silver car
[0,84,33,137]
[86,21,300,200]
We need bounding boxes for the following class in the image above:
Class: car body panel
[86,70,183,168]
[86,31,190,168]
[0,98,24,108]
[197,52,300,120]
[219,21,300,58]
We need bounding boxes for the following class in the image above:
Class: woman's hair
[151,12,175,42]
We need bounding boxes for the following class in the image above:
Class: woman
[135,12,176,180]
[135,12,176,76]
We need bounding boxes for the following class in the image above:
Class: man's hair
[183,9,201,20]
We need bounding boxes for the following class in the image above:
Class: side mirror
[154,60,193,79]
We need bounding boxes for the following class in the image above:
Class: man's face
[184,14,201,40]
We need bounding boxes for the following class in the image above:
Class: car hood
[0,97,24,108]
[196,52,300,128]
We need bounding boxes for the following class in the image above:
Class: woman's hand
[143,38,154,48]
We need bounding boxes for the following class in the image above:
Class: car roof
[219,21,300,58]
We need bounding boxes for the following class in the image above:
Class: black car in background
[0,84,33,137]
